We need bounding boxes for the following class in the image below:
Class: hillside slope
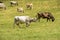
[0,0,60,40]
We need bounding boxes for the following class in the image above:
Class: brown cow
[26,3,33,10]
[17,7,24,13]
[36,12,55,22]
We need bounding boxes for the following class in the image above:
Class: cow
[0,2,6,10]
[17,7,24,13]
[0,1,3,3]
[13,16,37,28]
[26,3,33,10]
[10,1,18,6]
[36,12,55,22]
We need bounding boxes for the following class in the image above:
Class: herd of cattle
[0,1,55,28]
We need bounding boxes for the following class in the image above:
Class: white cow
[17,7,24,13]
[14,16,37,28]
[26,3,33,9]
[10,1,18,6]
[0,3,6,10]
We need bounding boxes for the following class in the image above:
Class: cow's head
[51,17,55,22]
[29,17,37,23]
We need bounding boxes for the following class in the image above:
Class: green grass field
[0,0,60,40]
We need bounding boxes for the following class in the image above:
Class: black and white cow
[10,1,18,6]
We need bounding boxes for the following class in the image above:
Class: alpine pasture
[0,0,60,40]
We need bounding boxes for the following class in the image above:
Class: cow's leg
[26,22,30,27]
[23,10,24,13]
[16,3,18,6]
[30,6,33,10]
[37,15,41,22]
[47,18,49,22]
[13,19,20,28]
[30,6,32,10]
[47,18,50,22]
[10,3,13,6]
[16,22,21,28]
[4,7,6,10]
[48,17,51,21]
[27,6,29,9]
[38,17,41,22]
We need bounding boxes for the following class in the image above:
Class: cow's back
[15,16,30,23]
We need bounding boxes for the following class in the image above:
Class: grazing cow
[26,3,33,9]
[0,3,6,10]
[36,12,55,22]
[14,16,36,28]
[10,1,18,6]
[17,7,24,13]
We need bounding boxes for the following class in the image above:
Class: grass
[0,0,60,40]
